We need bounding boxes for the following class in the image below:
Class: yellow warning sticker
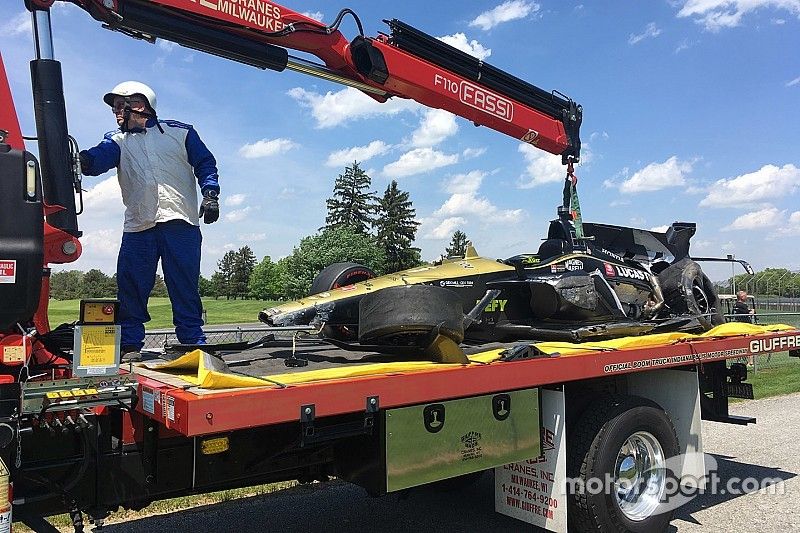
[80,326,117,367]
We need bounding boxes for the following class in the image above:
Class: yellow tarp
[145,323,796,390]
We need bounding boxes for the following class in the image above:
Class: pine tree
[231,246,257,299]
[445,230,469,258]
[375,180,421,273]
[215,250,237,299]
[324,161,376,234]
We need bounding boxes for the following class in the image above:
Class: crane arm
[59,0,581,161]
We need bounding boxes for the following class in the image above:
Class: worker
[733,290,755,323]
[79,81,220,360]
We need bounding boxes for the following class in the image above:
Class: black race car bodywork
[261,212,737,345]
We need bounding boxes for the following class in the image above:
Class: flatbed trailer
[5,325,799,532]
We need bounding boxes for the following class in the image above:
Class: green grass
[15,481,298,531]
[47,297,278,329]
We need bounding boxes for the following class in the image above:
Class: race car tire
[358,285,464,345]
[657,258,724,328]
[309,262,376,296]
[567,395,680,533]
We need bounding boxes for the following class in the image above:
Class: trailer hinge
[300,398,379,447]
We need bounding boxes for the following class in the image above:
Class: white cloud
[410,109,459,148]
[787,76,800,87]
[224,193,246,207]
[78,229,122,265]
[2,11,32,36]
[301,11,324,21]
[238,138,298,159]
[781,211,800,235]
[618,156,692,194]
[382,148,459,178]
[225,206,253,222]
[83,176,123,216]
[287,87,420,128]
[516,144,565,188]
[674,38,692,53]
[676,0,800,32]
[444,171,485,194]
[724,206,784,230]
[470,1,539,30]
[589,131,609,141]
[629,22,662,44]
[424,217,467,239]
[325,140,391,167]
[437,33,492,60]
[650,225,671,232]
[238,232,267,241]
[158,40,177,52]
[699,164,800,207]
[463,147,487,159]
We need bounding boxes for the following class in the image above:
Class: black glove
[199,191,220,224]
[78,151,91,174]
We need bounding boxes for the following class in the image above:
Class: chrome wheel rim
[614,431,666,521]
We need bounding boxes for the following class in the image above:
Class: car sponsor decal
[750,335,800,353]
[600,248,624,261]
[615,265,651,281]
[603,347,748,373]
[440,279,474,288]
[478,299,508,312]
[550,264,566,273]
[604,263,616,277]
[0,260,16,284]
[564,259,583,271]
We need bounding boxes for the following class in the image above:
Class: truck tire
[657,258,724,328]
[567,395,680,533]
[358,285,464,345]
[309,262,376,296]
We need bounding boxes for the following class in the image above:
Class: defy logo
[434,74,514,122]
[0,260,16,284]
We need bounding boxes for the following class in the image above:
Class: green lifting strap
[563,160,584,240]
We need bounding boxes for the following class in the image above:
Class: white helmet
[103,81,157,112]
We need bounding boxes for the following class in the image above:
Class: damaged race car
[260,207,752,358]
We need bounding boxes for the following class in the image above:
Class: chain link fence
[143,326,283,351]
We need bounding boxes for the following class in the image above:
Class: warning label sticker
[0,260,16,284]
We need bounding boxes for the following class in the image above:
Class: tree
[231,246,257,299]
[50,270,84,300]
[81,269,116,298]
[248,255,287,300]
[324,161,376,234]
[151,274,168,298]
[198,275,213,297]
[375,180,421,273]
[214,250,237,299]
[445,230,469,258]
[282,226,386,299]
[210,272,226,300]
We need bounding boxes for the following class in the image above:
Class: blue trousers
[117,220,206,349]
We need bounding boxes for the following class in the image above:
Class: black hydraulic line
[116,1,288,71]
[31,59,80,236]
[385,19,571,120]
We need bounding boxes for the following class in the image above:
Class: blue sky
[2,1,799,283]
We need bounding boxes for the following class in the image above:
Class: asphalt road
[89,393,800,533]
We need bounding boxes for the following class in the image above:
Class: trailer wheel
[358,285,464,345]
[309,262,376,295]
[658,259,724,328]
[568,395,679,533]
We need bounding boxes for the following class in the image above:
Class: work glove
[78,151,91,174]
[199,191,220,224]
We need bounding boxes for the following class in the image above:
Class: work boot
[121,346,142,363]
